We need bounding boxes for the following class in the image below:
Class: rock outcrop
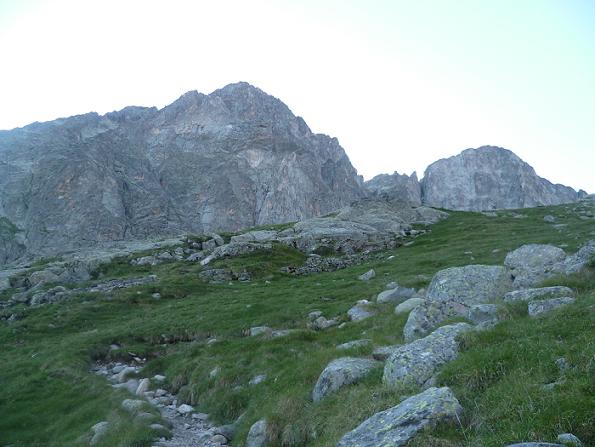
[421,146,583,211]
[0,82,365,265]
[365,171,422,205]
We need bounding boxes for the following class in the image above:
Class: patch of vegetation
[1,203,594,446]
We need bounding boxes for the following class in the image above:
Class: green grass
[0,202,594,446]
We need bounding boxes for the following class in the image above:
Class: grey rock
[246,419,268,447]
[403,300,470,342]
[427,264,512,305]
[347,301,376,322]
[504,286,575,302]
[336,339,371,350]
[504,244,567,288]
[365,171,422,205]
[28,269,59,287]
[561,239,595,274]
[528,297,575,317]
[309,316,339,330]
[230,230,278,244]
[421,146,582,211]
[213,424,236,441]
[177,404,194,415]
[135,378,150,395]
[555,357,571,372]
[200,242,272,266]
[211,434,228,444]
[113,378,139,394]
[384,323,472,388]
[249,374,267,386]
[557,433,582,446]
[202,239,218,252]
[336,387,462,447]
[372,345,401,361]
[121,399,146,413]
[308,311,323,320]
[312,357,380,401]
[385,281,398,290]
[377,286,415,304]
[468,304,499,327]
[358,269,375,281]
[90,421,110,446]
[249,326,272,337]
[544,214,556,223]
[394,297,425,315]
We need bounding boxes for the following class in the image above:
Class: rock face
[421,146,582,211]
[0,82,365,265]
[365,172,422,205]
[336,387,462,447]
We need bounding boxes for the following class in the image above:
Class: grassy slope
[0,203,594,447]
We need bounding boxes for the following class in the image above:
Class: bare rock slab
[528,297,575,317]
[336,387,462,447]
[504,286,574,303]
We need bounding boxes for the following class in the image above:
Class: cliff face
[420,146,582,211]
[0,83,365,263]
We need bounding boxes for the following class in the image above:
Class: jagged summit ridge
[0,82,365,265]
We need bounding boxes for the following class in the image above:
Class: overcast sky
[1,0,594,192]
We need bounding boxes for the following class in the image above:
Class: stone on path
[336,387,462,447]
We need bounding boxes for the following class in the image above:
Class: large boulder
[384,323,472,388]
[504,244,567,288]
[336,387,462,447]
[426,264,512,304]
[560,240,595,274]
[246,419,268,447]
[312,357,380,402]
[394,297,425,315]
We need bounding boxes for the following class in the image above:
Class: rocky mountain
[0,82,365,265]
[364,172,421,205]
[366,146,585,211]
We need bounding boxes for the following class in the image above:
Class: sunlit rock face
[0,82,365,263]
[421,146,582,211]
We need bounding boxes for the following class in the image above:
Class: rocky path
[92,362,230,447]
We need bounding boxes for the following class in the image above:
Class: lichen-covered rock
[403,300,469,342]
[528,297,575,317]
[372,345,401,361]
[468,304,499,327]
[504,286,575,303]
[384,323,472,388]
[427,264,512,305]
[336,387,462,447]
[504,244,567,288]
[560,240,595,274]
[312,357,380,402]
[394,297,425,315]
[557,433,583,446]
[246,419,268,447]
[200,242,272,266]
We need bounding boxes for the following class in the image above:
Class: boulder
[504,286,575,303]
[557,433,583,446]
[121,399,145,414]
[394,297,425,315]
[177,404,194,415]
[135,378,150,395]
[403,300,469,342]
[504,244,567,288]
[28,269,59,287]
[561,240,595,274]
[372,345,401,361]
[312,357,381,402]
[468,304,499,327]
[246,419,268,447]
[90,421,110,446]
[358,269,376,281]
[384,323,472,388]
[427,264,512,304]
[528,297,575,317]
[201,242,272,266]
[249,326,272,337]
[309,316,339,330]
[336,339,371,351]
[377,286,415,304]
[336,387,462,447]
[347,302,376,322]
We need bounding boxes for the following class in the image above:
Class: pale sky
[1,0,594,192]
